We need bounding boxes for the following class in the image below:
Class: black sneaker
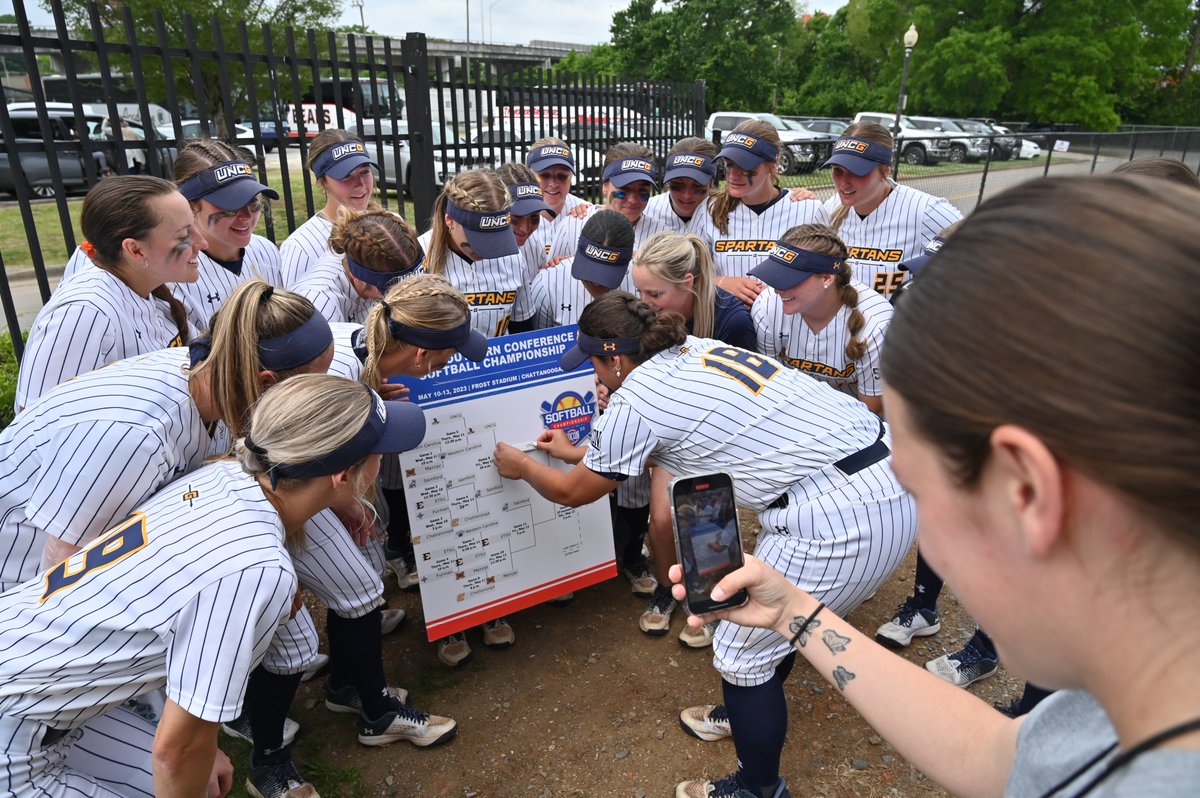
[639,584,677,636]
[245,754,318,798]
[220,712,299,748]
[925,640,999,687]
[357,702,458,747]
[675,773,791,798]
[323,678,409,715]
[621,558,658,597]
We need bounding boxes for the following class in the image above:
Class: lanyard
[1038,716,1200,797]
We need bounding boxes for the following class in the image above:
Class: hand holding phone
[670,472,749,615]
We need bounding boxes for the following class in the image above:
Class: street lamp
[892,23,918,171]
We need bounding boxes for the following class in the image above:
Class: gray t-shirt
[1007,690,1200,796]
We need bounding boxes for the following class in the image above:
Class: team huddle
[3,110,1197,798]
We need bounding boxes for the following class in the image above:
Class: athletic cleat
[221,713,300,748]
[675,773,791,798]
[324,679,409,715]
[380,608,406,636]
[481,617,515,648]
[874,597,940,649]
[926,641,1000,687]
[678,620,717,649]
[678,704,731,741]
[299,652,330,683]
[622,560,658,597]
[639,584,677,636]
[358,703,458,747]
[437,632,473,667]
[386,556,420,591]
[245,755,320,798]
[548,591,574,606]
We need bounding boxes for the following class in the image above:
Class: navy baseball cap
[527,144,576,174]
[446,200,519,259]
[509,182,557,218]
[178,160,279,210]
[602,157,658,188]
[386,316,488,362]
[749,240,843,289]
[560,332,641,372]
[311,140,380,180]
[718,132,779,170]
[664,153,717,186]
[898,235,947,274]
[823,136,893,175]
[571,232,633,290]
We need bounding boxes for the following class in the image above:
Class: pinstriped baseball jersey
[825,182,961,298]
[0,348,225,592]
[170,235,284,333]
[546,210,676,264]
[280,213,334,288]
[691,194,830,279]
[0,459,296,727]
[292,253,377,325]
[417,230,524,337]
[15,268,191,411]
[59,245,93,285]
[583,337,884,510]
[645,194,708,234]
[327,322,369,382]
[510,233,549,323]
[528,193,588,263]
[751,282,894,398]
[527,257,636,329]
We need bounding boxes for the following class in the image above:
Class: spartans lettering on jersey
[540,390,596,444]
[779,353,856,382]
[714,240,776,253]
[847,247,904,262]
[462,290,518,306]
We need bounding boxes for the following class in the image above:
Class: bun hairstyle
[427,169,511,274]
[778,224,866,361]
[633,231,716,338]
[192,279,324,438]
[79,175,191,344]
[709,119,783,235]
[577,290,688,364]
[329,208,422,276]
[495,161,539,186]
[361,274,472,389]
[581,208,635,248]
[883,174,1200,543]
[830,122,894,231]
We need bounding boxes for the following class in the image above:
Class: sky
[21,1,850,48]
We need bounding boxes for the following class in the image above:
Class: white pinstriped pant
[712,457,917,687]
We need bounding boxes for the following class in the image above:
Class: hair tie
[260,285,275,303]
[242,435,280,490]
[80,241,96,259]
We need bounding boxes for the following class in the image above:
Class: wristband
[787,602,826,647]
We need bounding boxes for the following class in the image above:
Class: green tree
[46,0,343,135]
[556,44,621,77]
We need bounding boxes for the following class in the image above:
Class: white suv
[705,111,837,174]
[851,112,953,166]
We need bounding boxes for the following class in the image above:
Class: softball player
[823,123,962,298]
[495,163,557,332]
[645,138,718,233]
[292,208,424,325]
[750,224,893,415]
[525,138,589,264]
[0,375,442,798]
[418,169,524,338]
[15,176,200,411]
[280,130,381,288]
[494,292,915,798]
[544,143,675,263]
[691,121,829,307]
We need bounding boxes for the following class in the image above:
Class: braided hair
[426,169,511,274]
[328,208,422,277]
[360,274,472,389]
[779,223,866,361]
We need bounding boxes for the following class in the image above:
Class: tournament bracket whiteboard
[394,325,615,641]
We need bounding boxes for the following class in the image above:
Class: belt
[767,420,889,509]
[42,726,70,747]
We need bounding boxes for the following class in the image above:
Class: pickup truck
[705,111,837,174]
[851,112,953,166]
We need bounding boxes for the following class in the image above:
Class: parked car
[907,116,988,163]
[784,117,849,137]
[705,111,837,174]
[966,119,1019,161]
[850,112,953,166]
[467,120,608,185]
[177,119,286,152]
[1017,138,1042,159]
[358,118,494,197]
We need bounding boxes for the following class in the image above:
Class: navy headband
[446,200,511,233]
[719,132,779,165]
[177,160,279,208]
[577,333,641,355]
[765,241,842,274]
[257,310,334,371]
[387,316,470,350]
[311,140,378,179]
[602,157,658,188]
[345,252,424,291]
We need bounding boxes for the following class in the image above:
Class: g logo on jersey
[540,391,596,444]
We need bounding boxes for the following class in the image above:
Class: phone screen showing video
[674,476,744,613]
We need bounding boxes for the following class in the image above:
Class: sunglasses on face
[213,198,264,219]
[611,189,651,202]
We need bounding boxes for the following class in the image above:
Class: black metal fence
[0,4,704,358]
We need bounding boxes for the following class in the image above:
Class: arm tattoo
[832,665,856,692]
[788,617,821,647]
[822,629,851,655]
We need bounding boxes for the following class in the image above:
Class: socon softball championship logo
[540,391,596,444]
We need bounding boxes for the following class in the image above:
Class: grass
[219,733,372,798]
[0,331,22,431]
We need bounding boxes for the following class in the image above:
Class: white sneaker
[380,608,406,636]
[481,617,515,648]
[678,620,717,649]
[678,704,731,741]
[639,585,677,636]
[358,704,458,747]
[874,598,940,649]
[386,557,420,591]
[437,633,472,667]
[299,653,330,683]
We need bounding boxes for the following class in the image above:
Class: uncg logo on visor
[769,245,797,263]
[516,184,544,198]
[540,390,596,444]
[584,244,620,263]
[214,163,253,182]
[331,142,366,159]
[672,155,707,167]
[479,213,511,229]
[372,392,387,423]
[726,133,758,148]
[621,159,653,173]
[834,139,869,153]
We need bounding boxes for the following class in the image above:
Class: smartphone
[669,472,749,615]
